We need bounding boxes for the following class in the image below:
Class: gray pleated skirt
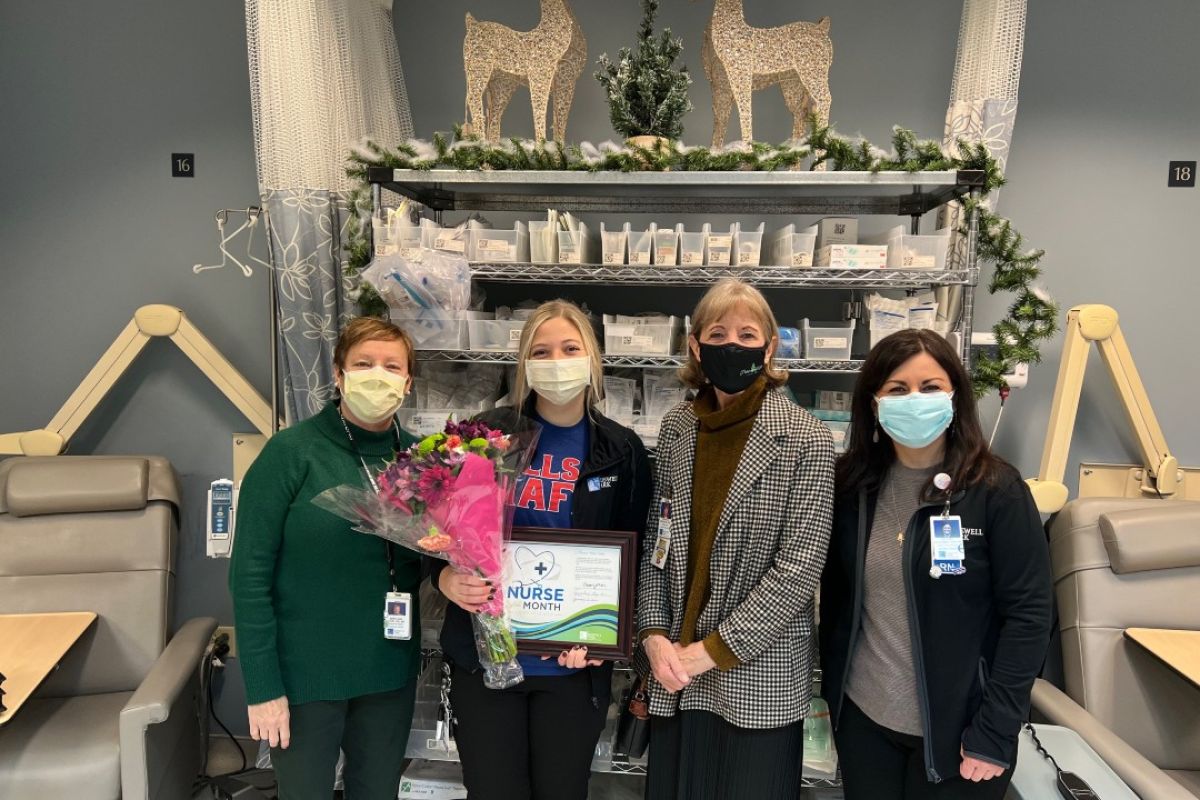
[645,710,805,800]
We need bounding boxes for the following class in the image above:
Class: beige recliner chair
[0,456,217,800]
[1032,497,1200,799]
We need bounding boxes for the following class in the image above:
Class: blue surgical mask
[876,391,955,448]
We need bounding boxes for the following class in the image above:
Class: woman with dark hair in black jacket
[819,329,1053,799]
[427,300,652,800]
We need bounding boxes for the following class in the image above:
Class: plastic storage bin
[628,227,654,265]
[801,318,856,360]
[528,221,558,264]
[602,314,682,356]
[390,309,490,350]
[770,224,818,267]
[706,224,735,266]
[679,224,708,267]
[420,220,477,255]
[734,222,765,266]
[469,223,529,263]
[373,211,421,258]
[822,420,850,454]
[863,226,952,270]
[557,223,596,264]
[468,317,526,351]
[653,224,680,266]
[601,223,629,265]
[885,233,951,270]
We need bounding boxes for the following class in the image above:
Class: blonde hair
[334,316,415,376]
[681,279,788,389]
[512,300,605,407]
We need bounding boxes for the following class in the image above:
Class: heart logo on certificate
[513,546,557,585]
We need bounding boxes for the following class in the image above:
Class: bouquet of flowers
[313,418,540,689]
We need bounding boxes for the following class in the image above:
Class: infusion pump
[206,478,238,558]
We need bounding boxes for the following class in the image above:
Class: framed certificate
[504,527,637,661]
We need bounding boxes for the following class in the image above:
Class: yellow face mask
[341,367,408,423]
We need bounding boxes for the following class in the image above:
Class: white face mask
[341,367,408,423]
[525,357,591,406]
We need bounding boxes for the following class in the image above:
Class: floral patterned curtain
[264,190,352,421]
[246,0,414,423]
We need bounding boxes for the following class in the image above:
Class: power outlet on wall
[214,625,237,658]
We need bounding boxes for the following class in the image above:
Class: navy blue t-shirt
[512,411,588,676]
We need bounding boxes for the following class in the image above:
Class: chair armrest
[120,617,218,800]
[1031,679,1195,800]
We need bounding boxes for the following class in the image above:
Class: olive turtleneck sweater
[681,376,768,669]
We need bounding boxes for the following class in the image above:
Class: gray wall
[2,0,1197,737]
[984,1,1200,481]
[0,0,266,730]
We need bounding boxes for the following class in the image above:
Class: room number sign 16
[1168,161,1195,188]
[172,153,195,178]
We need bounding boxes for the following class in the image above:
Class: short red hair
[333,317,415,375]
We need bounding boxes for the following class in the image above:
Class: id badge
[929,515,966,577]
[383,591,412,640]
[651,497,672,570]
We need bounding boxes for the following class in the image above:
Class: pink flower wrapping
[312,416,540,687]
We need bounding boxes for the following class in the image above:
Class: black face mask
[698,342,768,394]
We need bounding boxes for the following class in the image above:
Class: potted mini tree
[595,0,693,150]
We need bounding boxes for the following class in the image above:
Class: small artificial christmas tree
[595,0,693,142]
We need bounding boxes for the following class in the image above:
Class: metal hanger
[193,207,268,277]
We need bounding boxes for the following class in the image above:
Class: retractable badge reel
[928,473,964,579]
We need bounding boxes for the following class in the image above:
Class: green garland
[344,126,812,177]
[804,120,1058,394]
[344,120,1057,394]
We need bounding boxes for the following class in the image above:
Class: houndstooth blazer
[637,387,835,729]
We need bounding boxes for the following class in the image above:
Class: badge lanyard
[928,473,964,579]
[340,410,410,604]
[338,412,414,640]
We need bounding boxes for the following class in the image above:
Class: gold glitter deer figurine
[701,0,833,147]
[463,0,587,142]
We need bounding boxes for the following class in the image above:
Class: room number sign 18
[1168,161,1195,188]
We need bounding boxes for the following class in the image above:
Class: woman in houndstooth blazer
[638,280,836,800]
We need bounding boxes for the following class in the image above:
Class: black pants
[450,665,607,800]
[269,686,415,800]
[645,710,804,800]
[835,697,1015,800]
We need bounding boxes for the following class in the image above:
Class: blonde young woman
[230,318,421,800]
[428,300,653,800]
[638,279,836,799]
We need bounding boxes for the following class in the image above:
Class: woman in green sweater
[230,317,422,800]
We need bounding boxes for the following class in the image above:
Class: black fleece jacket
[819,463,1053,783]
[428,402,653,705]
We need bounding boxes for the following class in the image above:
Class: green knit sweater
[229,402,421,706]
